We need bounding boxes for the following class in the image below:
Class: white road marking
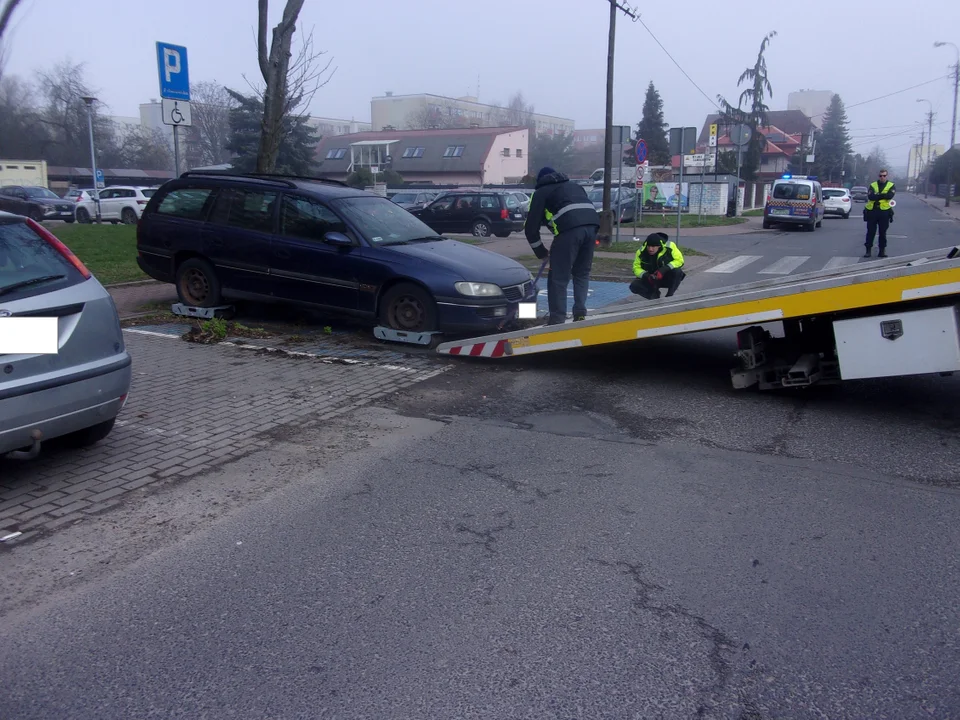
[822,256,861,271]
[705,255,763,273]
[930,219,956,223]
[758,256,810,275]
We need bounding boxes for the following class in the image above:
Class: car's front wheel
[471,219,492,237]
[121,208,138,224]
[76,207,91,223]
[176,257,223,307]
[379,282,438,333]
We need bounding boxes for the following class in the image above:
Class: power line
[634,15,718,109]
[811,75,952,119]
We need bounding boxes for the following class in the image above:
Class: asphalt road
[679,193,958,293]
[1,194,958,719]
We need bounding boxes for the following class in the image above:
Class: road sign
[161,98,193,127]
[635,139,648,164]
[683,153,717,168]
[156,42,190,101]
[635,179,644,190]
[709,123,718,148]
[95,169,104,188]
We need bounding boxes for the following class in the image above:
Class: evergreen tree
[224,89,318,175]
[630,82,669,166]
[718,31,777,180]
[816,94,852,182]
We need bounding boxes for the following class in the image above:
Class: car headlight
[455,282,504,297]
[44,206,57,215]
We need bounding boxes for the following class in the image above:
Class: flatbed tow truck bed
[437,246,960,390]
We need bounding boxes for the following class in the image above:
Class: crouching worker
[629,232,686,299]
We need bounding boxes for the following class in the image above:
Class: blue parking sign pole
[156,42,189,176]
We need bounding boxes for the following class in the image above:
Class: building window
[402,146,425,158]
[443,146,465,158]
[326,148,346,160]
[502,148,510,157]
[516,149,522,158]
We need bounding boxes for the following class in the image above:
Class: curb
[104,279,160,289]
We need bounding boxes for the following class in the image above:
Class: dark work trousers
[546,224,598,325]
[629,267,686,300]
[864,209,891,252]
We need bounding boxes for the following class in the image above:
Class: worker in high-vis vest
[630,232,686,300]
[525,167,601,325]
[864,168,895,258]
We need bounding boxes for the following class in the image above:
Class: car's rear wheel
[176,258,223,307]
[61,418,116,449]
[762,219,772,229]
[471,219,492,237]
[121,208,138,224]
[29,208,44,223]
[805,219,816,232]
[843,211,850,219]
[379,282,438,333]
[494,230,511,238]
[816,218,822,228]
[76,207,91,223]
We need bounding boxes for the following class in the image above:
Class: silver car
[0,211,131,459]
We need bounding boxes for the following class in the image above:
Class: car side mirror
[323,231,353,247]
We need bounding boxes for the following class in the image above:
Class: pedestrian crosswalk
[705,255,862,276]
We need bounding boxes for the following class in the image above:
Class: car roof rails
[177,171,351,189]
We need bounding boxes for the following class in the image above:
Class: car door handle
[274,248,291,259]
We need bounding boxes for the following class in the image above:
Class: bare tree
[186,81,237,167]
[116,126,173,171]
[252,0,336,172]
[501,91,536,128]
[0,0,25,80]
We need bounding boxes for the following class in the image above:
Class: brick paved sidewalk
[0,331,447,543]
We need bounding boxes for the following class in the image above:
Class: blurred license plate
[770,208,789,216]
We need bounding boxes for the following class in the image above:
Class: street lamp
[934,41,959,207]
[917,99,934,198]
[79,95,102,222]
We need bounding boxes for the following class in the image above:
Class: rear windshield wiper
[0,274,67,296]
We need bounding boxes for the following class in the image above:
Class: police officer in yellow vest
[864,168,895,258]
[630,232,686,299]
[525,167,601,325]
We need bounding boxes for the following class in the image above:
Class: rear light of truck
[500,208,509,220]
[25,218,92,279]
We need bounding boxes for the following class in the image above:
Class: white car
[822,187,852,219]
[67,186,158,224]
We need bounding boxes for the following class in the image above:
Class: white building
[371,92,574,137]
[306,116,372,137]
[787,90,835,129]
[907,142,946,181]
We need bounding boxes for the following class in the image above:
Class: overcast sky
[4,0,959,170]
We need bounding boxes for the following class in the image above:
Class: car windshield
[773,183,812,201]
[852,186,867,192]
[140,188,156,198]
[331,196,441,245]
[823,189,847,198]
[23,187,60,199]
[391,193,418,203]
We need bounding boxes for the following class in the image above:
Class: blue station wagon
[135,173,537,334]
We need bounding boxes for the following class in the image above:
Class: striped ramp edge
[444,339,509,357]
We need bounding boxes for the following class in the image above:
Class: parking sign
[156,42,190,101]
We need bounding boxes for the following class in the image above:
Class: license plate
[770,208,789,216]
[514,214,522,219]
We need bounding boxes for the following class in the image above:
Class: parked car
[75,186,156,224]
[135,173,536,334]
[822,187,852,219]
[0,186,76,223]
[762,176,824,231]
[0,211,131,459]
[409,190,525,238]
[390,190,437,211]
[586,186,638,223]
[850,186,869,202]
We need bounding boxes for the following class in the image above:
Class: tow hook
[6,430,43,461]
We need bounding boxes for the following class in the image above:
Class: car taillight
[500,208,508,220]
[137,200,147,205]
[842,197,849,202]
[25,218,92,279]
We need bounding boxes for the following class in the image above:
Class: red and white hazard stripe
[443,339,509,357]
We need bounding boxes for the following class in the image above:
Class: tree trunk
[255,0,304,174]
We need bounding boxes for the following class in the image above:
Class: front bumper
[436,283,538,333]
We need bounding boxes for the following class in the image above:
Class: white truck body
[0,160,48,188]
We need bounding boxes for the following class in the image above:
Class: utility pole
[80,95,102,223]
[917,130,925,191]
[918,98,934,197]
[599,0,638,248]
[934,41,959,207]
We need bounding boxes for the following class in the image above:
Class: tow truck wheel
[380,282,438,333]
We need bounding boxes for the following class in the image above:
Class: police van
[762,174,824,231]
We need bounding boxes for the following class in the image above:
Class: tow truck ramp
[437,247,960,390]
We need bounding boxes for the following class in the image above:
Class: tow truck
[436,247,960,390]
